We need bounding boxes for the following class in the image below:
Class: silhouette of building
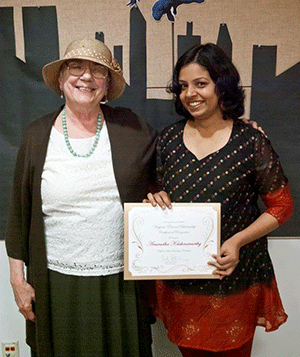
[250,45,300,236]
[217,23,232,59]
[113,7,238,129]
[178,22,201,58]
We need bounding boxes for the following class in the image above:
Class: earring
[101,94,108,104]
[60,92,64,99]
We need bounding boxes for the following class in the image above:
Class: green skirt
[48,270,153,357]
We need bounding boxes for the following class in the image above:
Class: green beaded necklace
[62,107,103,158]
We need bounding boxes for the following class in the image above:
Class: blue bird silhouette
[152,0,205,21]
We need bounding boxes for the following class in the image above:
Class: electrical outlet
[1,342,19,357]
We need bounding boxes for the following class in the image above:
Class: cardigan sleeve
[5,109,60,265]
[103,105,159,203]
[5,130,32,265]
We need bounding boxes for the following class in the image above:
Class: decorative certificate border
[124,203,221,280]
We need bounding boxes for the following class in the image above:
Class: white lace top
[41,122,124,276]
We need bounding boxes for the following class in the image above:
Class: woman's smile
[186,100,204,108]
[75,85,98,94]
[76,86,95,92]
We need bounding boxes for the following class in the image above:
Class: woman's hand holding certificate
[124,203,220,280]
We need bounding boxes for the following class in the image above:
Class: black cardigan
[6,104,158,356]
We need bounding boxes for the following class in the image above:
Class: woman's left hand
[241,118,266,136]
[208,238,240,279]
[143,191,172,210]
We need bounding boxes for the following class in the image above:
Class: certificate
[124,203,221,280]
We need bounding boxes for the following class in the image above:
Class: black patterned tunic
[154,119,288,351]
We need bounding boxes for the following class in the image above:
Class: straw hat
[42,38,126,101]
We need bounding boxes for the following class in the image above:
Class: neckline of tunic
[181,120,237,163]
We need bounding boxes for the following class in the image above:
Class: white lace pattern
[41,122,124,276]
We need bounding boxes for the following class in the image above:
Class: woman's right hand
[9,257,36,322]
[143,191,172,210]
[11,280,36,322]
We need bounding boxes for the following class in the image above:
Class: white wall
[0,241,30,357]
[1,239,299,357]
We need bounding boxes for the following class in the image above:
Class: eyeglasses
[66,61,108,79]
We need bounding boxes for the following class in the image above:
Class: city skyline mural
[0,1,299,237]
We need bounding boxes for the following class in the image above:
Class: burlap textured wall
[3,0,300,110]
[0,0,299,236]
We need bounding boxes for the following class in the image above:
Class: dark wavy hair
[168,43,245,120]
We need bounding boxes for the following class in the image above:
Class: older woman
[146,43,293,356]
[6,38,157,357]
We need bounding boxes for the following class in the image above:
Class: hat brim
[42,56,126,102]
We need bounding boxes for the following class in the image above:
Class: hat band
[64,49,111,67]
